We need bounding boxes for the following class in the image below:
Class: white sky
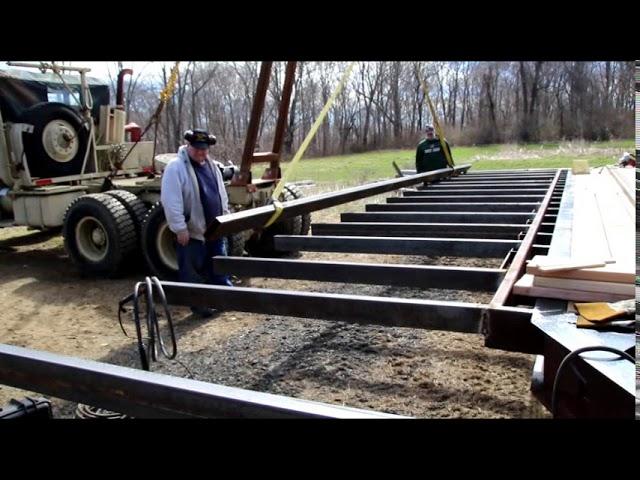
[2,61,172,83]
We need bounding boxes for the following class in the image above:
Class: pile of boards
[514,255,634,302]
[514,167,635,303]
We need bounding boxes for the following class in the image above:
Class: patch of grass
[260,139,634,184]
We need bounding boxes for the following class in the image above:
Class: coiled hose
[118,276,177,371]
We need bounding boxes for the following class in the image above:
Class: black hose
[551,345,634,418]
[118,277,177,371]
[144,276,157,362]
[150,276,177,359]
[132,281,149,371]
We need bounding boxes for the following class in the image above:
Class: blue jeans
[177,238,233,287]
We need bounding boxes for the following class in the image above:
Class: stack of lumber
[514,168,635,302]
[514,256,634,302]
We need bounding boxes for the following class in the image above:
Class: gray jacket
[160,145,230,241]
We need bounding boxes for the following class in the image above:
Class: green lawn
[258,140,634,185]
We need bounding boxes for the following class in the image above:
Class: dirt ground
[0,187,549,418]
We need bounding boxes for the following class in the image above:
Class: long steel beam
[273,235,519,258]
[160,281,532,335]
[206,165,470,239]
[409,188,549,194]
[212,256,505,291]
[0,344,398,419]
[456,176,555,182]
[366,203,540,213]
[448,176,555,182]
[464,171,555,174]
[404,170,556,178]
[393,194,546,202]
[424,183,552,189]
[341,212,535,224]
[236,62,273,183]
[311,222,528,239]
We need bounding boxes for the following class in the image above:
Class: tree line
[111,61,635,163]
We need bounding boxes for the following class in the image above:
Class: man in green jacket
[415,125,453,173]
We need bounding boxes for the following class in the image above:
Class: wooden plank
[604,166,634,206]
[513,274,631,302]
[526,260,635,284]
[527,255,615,272]
[570,171,635,279]
[532,276,634,296]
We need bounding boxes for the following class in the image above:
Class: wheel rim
[75,216,109,262]
[156,222,178,271]
[42,119,79,163]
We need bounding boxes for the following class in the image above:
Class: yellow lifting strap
[418,75,454,168]
[263,61,357,228]
[160,62,181,103]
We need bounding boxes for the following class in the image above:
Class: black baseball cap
[185,128,217,149]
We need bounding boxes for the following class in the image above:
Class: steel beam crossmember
[159,282,532,335]
[395,194,546,202]
[0,344,401,418]
[273,235,520,258]
[341,212,535,224]
[212,256,506,291]
[366,203,541,213]
[311,222,528,239]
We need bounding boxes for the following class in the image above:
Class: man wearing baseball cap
[160,128,232,318]
[415,125,454,173]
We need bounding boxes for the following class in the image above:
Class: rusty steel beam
[233,61,273,186]
[273,235,520,258]
[490,169,564,307]
[262,61,297,181]
[271,62,297,155]
[207,165,470,239]
[212,256,505,291]
[0,344,398,419]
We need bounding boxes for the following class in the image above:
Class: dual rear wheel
[62,185,310,278]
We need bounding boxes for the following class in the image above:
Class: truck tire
[141,202,179,280]
[62,193,136,277]
[19,102,89,179]
[284,184,311,236]
[104,190,148,245]
[245,187,302,257]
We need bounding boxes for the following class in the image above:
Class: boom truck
[0,61,309,277]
